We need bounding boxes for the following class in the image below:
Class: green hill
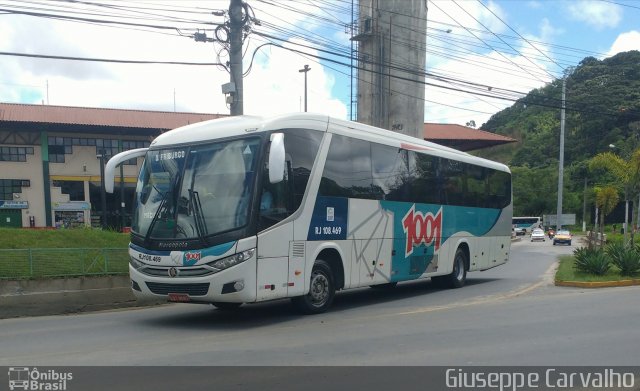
[474,51,640,219]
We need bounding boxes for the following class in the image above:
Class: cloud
[527,1,542,9]
[424,1,554,126]
[0,1,349,119]
[1,16,112,80]
[424,45,554,127]
[607,31,640,57]
[538,18,563,42]
[567,0,622,30]
[243,39,347,118]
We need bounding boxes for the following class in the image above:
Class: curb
[0,275,165,319]
[555,279,640,288]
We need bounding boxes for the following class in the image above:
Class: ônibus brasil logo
[7,367,73,390]
[402,205,442,257]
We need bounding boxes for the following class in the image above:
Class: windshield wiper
[188,189,209,246]
[144,192,169,245]
[144,174,180,244]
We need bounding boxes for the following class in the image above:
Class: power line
[431,0,550,84]
[476,0,566,73]
[0,51,227,68]
[599,0,640,10]
[250,35,640,118]
[3,0,636,120]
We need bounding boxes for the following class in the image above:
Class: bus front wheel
[432,247,467,289]
[292,259,335,314]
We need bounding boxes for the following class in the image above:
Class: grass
[0,227,130,249]
[556,254,632,283]
[0,227,130,279]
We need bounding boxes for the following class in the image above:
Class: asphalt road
[1,237,639,367]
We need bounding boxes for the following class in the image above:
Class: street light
[96,150,107,229]
[299,64,311,112]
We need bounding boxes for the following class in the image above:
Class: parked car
[553,230,572,246]
[531,228,546,242]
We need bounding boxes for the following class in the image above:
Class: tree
[465,120,476,128]
[594,186,619,248]
[511,165,558,216]
[589,149,640,246]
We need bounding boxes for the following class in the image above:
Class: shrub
[605,242,626,263]
[573,247,611,275]
[612,245,640,276]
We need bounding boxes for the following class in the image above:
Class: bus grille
[142,266,214,278]
[145,282,210,296]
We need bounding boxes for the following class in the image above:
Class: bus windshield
[132,137,261,240]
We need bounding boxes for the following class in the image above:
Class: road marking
[394,261,559,317]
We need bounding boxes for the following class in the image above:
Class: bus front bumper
[129,257,258,304]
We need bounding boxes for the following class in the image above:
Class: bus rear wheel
[431,247,467,289]
[292,259,335,314]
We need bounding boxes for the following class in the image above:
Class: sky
[0,0,639,128]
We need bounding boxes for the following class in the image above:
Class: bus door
[256,223,293,301]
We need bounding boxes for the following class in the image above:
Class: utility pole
[120,164,125,230]
[97,149,107,229]
[556,77,566,231]
[299,65,311,112]
[229,0,245,115]
[582,177,587,232]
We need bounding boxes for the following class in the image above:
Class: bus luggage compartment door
[256,256,289,301]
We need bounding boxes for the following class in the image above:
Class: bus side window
[259,156,291,230]
[259,129,322,231]
[319,134,376,200]
[371,144,409,201]
[408,152,441,205]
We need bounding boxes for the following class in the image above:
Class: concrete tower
[353,0,427,140]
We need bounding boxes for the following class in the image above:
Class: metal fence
[0,248,129,279]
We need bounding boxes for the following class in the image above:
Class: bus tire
[211,302,243,310]
[292,259,335,314]
[432,247,467,289]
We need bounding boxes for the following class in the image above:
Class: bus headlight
[208,249,255,271]
[130,257,145,270]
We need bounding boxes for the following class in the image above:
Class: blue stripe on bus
[130,241,236,266]
[182,241,236,266]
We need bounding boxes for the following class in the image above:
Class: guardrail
[0,248,129,279]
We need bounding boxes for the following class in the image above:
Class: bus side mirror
[105,148,148,193]
[269,133,285,184]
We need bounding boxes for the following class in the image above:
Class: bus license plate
[168,293,191,302]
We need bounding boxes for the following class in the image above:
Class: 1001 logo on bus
[402,206,442,257]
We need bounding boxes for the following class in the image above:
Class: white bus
[106,113,512,314]
[512,216,542,235]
